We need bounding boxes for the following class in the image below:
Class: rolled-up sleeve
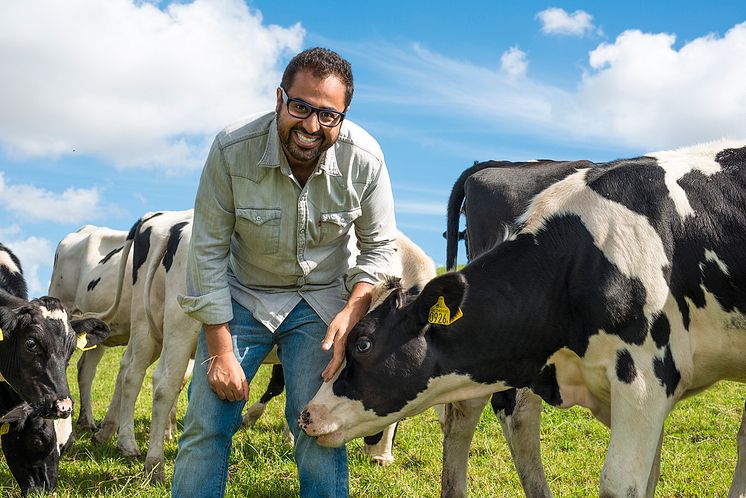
[177,137,236,325]
[344,161,398,291]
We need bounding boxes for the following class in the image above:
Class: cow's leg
[243,364,285,428]
[440,396,490,498]
[116,333,159,458]
[728,400,746,498]
[493,388,552,498]
[599,380,668,498]
[144,335,195,484]
[76,345,107,431]
[93,345,133,445]
[363,423,398,465]
[644,430,664,498]
[165,358,194,440]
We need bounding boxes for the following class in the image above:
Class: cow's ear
[411,272,467,331]
[70,318,110,349]
[0,402,33,431]
[0,305,33,341]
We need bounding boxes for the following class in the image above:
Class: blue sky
[2,0,745,296]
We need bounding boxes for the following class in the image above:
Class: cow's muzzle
[33,397,73,419]
[298,406,345,447]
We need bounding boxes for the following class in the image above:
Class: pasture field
[0,346,743,497]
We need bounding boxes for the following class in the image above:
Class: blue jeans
[172,299,348,498]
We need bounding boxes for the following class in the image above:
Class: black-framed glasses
[280,87,346,127]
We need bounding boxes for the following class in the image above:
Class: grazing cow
[301,140,746,497]
[0,243,109,495]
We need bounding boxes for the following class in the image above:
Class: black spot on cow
[126,218,141,241]
[715,147,746,169]
[615,349,637,384]
[163,222,189,272]
[650,313,671,349]
[142,212,163,224]
[701,259,745,313]
[87,278,101,292]
[529,364,562,406]
[98,246,123,265]
[0,243,28,300]
[490,389,517,417]
[132,226,152,286]
[653,346,681,397]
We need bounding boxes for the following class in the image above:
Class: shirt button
[297,276,306,285]
[255,215,262,222]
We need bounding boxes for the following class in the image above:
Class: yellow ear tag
[0,326,4,341]
[428,296,463,326]
[76,333,97,352]
[0,422,9,435]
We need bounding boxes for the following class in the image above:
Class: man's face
[276,70,347,168]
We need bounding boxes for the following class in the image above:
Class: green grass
[0,346,744,497]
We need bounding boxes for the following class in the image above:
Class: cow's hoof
[242,402,266,428]
[77,419,97,432]
[145,459,165,485]
[370,455,395,466]
[117,443,142,458]
[91,431,109,446]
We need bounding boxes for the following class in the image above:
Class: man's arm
[321,281,374,382]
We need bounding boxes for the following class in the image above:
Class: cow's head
[300,272,472,446]
[0,399,73,496]
[0,291,110,418]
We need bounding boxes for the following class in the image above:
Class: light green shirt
[178,112,398,331]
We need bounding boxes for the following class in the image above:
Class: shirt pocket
[318,208,361,246]
[236,207,282,254]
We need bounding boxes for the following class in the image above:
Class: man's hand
[204,323,249,402]
[321,282,373,382]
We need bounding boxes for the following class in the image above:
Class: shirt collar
[258,114,341,178]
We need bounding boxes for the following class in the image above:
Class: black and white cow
[301,140,746,497]
[0,242,109,495]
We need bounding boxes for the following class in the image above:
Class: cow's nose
[299,409,311,427]
[55,398,73,418]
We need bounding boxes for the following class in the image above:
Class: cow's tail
[143,232,167,336]
[77,217,142,323]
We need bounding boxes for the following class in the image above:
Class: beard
[280,123,333,165]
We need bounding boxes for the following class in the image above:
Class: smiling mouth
[293,130,321,148]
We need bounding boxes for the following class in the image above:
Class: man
[171,48,398,498]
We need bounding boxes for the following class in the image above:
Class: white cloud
[0,0,304,171]
[2,236,54,297]
[0,172,102,223]
[356,20,746,151]
[395,201,445,216]
[536,8,597,37]
[500,47,528,79]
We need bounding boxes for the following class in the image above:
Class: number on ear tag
[428,296,463,326]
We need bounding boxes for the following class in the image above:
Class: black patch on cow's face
[650,313,671,349]
[615,349,637,384]
[86,277,101,292]
[98,246,123,265]
[132,225,152,285]
[163,221,189,272]
[653,346,680,397]
[490,389,517,417]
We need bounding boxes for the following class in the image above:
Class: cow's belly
[685,292,746,388]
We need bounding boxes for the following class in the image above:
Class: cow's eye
[25,338,38,352]
[355,338,372,354]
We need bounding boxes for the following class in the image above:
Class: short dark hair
[281,47,354,108]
